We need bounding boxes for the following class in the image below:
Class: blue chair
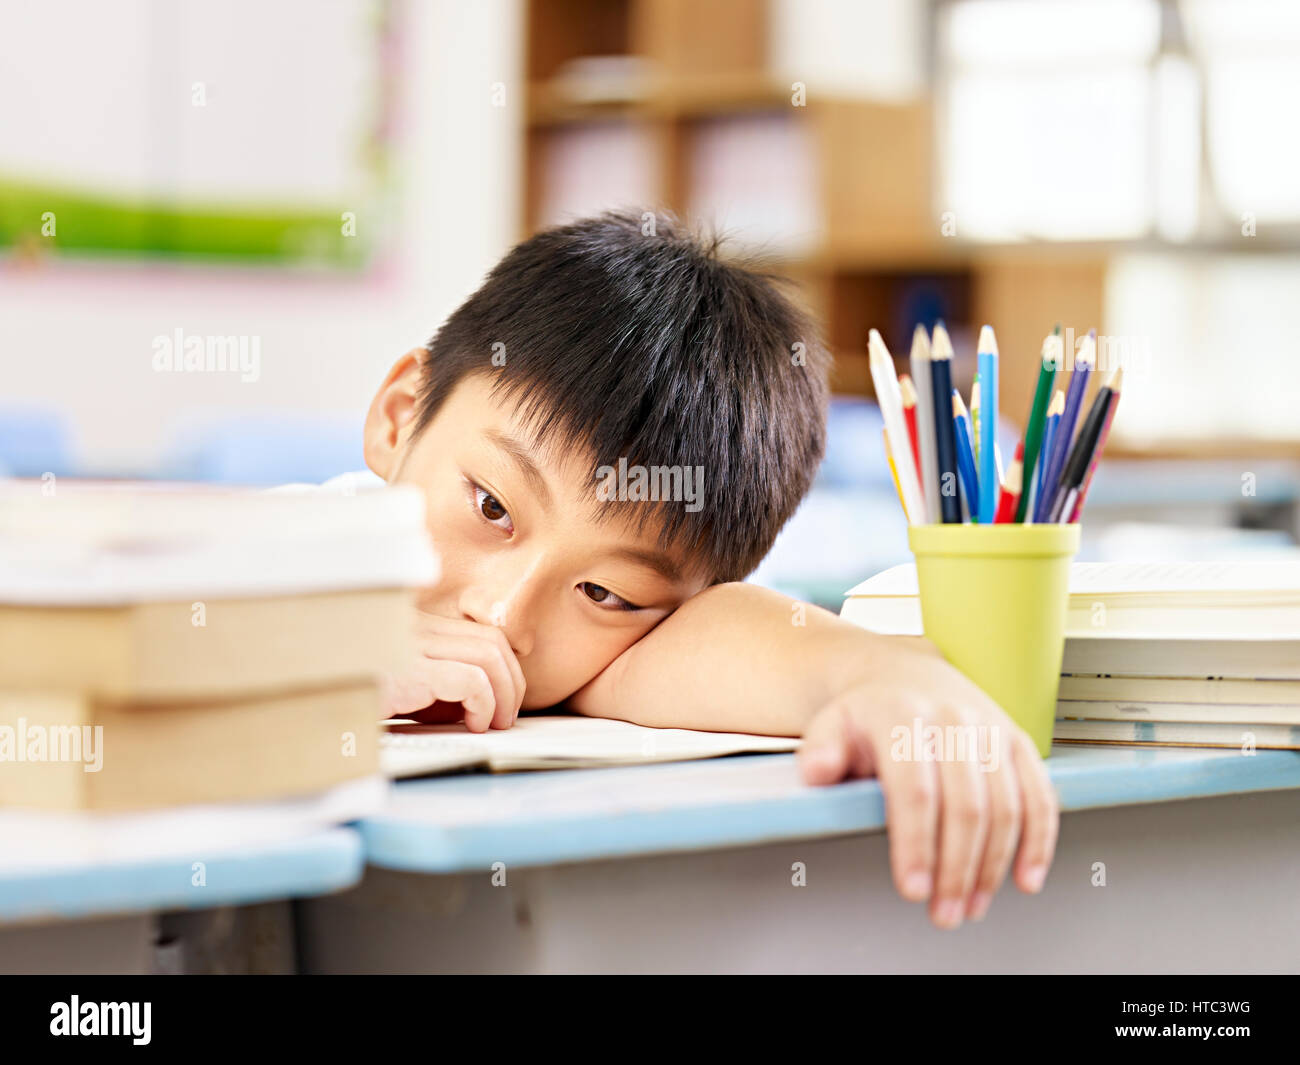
[173,413,366,485]
[0,408,72,477]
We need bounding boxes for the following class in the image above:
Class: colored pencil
[1015,327,1061,522]
[899,374,922,482]
[929,322,962,523]
[976,324,999,524]
[1036,329,1095,522]
[993,441,1024,523]
[1034,390,1065,521]
[883,428,910,523]
[868,329,925,524]
[951,391,980,523]
[970,375,981,467]
[1047,376,1116,522]
[910,325,941,522]
[1067,366,1124,522]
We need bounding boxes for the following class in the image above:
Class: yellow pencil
[883,427,910,523]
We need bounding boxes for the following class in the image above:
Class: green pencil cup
[907,524,1080,757]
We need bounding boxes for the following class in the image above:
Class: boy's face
[365,351,712,709]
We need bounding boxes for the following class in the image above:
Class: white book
[1057,700,1300,726]
[381,714,800,779]
[843,561,1300,637]
[1057,674,1300,705]
[1057,637,1300,680]
[0,479,437,604]
[841,561,1300,679]
[1052,719,1300,750]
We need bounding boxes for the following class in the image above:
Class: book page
[381,714,799,779]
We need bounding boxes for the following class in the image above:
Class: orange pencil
[899,374,922,483]
[993,441,1024,523]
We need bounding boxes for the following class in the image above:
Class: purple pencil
[1036,329,1096,522]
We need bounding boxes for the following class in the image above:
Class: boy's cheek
[518,634,636,710]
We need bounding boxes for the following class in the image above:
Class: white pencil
[869,329,926,524]
[909,325,940,522]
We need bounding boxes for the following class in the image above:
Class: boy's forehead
[448,375,596,480]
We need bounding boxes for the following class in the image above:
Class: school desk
[297,746,1300,974]
[0,814,367,975]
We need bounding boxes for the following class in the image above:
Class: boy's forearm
[567,581,933,735]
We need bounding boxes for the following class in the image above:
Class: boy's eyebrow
[484,429,553,511]
[606,546,684,583]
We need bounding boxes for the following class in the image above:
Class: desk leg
[0,914,154,975]
[297,866,543,973]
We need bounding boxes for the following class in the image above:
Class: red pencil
[900,374,922,482]
[993,441,1024,523]
[1069,367,1123,522]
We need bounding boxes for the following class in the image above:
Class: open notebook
[381,714,800,779]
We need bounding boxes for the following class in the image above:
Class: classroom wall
[0,0,524,476]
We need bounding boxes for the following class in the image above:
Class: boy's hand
[798,641,1059,931]
[383,613,525,732]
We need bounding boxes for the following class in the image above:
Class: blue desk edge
[358,746,1300,875]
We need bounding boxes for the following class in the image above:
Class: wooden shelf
[1104,440,1300,461]
[518,0,1300,460]
[527,73,793,126]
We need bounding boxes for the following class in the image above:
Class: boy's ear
[363,348,427,480]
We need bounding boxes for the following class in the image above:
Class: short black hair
[414,210,829,583]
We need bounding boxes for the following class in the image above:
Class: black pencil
[930,322,962,523]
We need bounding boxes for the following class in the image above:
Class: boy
[363,211,1057,930]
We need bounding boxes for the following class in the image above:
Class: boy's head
[365,210,828,708]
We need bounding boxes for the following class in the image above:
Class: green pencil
[1015,325,1061,523]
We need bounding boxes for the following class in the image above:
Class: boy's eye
[473,485,513,531]
[581,582,642,612]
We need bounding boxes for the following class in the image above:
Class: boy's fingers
[403,657,493,733]
[803,702,945,908]
[929,752,988,929]
[799,701,882,785]
[797,704,851,784]
[873,737,941,906]
[1010,730,1059,894]
[420,659,496,732]
[965,738,1022,921]
[419,632,520,727]
[417,614,526,716]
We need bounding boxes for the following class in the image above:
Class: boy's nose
[459,584,535,659]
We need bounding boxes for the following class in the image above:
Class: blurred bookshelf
[519,0,1300,463]
[519,0,1104,422]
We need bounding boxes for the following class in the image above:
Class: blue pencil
[951,390,979,523]
[1033,390,1065,523]
[1036,329,1096,522]
[976,325,999,523]
[929,322,962,523]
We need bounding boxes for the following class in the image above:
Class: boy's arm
[566,580,1059,930]
[568,581,926,734]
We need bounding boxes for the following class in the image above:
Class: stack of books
[841,561,1300,750]
[0,480,437,811]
